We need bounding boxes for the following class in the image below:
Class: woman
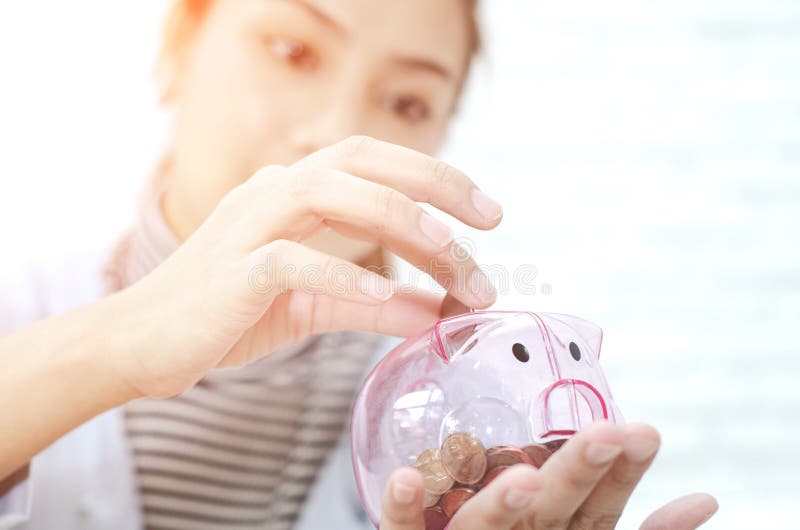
[0,0,718,529]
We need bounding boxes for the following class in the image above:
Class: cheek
[174,25,304,177]
[178,45,271,154]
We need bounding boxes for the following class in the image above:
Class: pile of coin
[412,432,566,530]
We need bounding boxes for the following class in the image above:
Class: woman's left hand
[379,421,718,530]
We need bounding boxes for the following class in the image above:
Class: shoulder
[0,240,118,336]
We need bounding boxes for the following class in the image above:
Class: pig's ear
[547,313,603,359]
[432,311,505,362]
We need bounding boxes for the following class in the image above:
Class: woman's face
[165,0,471,239]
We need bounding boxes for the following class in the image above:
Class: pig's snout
[532,379,609,439]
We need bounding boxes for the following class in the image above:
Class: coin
[440,433,487,485]
[414,448,455,495]
[440,487,476,518]
[422,489,441,508]
[521,443,553,468]
[423,506,450,530]
[545,439,567,452]
[486,445,534,469]
[478,464,510,489]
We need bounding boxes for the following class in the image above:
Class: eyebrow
[393,56,453,82]
[279,0,453,82]
[281,0,346,34]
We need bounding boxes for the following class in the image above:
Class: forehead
[262,0,471,80]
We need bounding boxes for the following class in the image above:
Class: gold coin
[521,443,553,467]
[413,448,455,495]
[440,432,487,485]
[422,489,441,508]
[441,487,476,518]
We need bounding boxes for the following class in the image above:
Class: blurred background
[0,1,798,529]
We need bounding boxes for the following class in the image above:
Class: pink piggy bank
[350,310,624,527]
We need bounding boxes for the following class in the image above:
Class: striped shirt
[102,176,383,530]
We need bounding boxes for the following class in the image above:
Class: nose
[287,76,368,158]
[531,379,609,440]
[289,105,362,157]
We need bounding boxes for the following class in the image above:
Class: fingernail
[440,292,471,318]
[360,274,395,301]
[504,487,535,509]
[392,480,416,504]
[625,436,659,463]
[470,268,497,304]
[420,211,454,248]
[471,188,503,222]
[585,442,623,465]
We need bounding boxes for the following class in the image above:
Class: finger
[323,219,496,309]
[247,166,495,308]
[222,287,451,366]
[527,421,625,529]
[245,239,397,305]
[447,464,541,530]
[247,165,454,252]
[302,135,503,229]
[567,423,661,530]
[440,292,472,318]
[639,493,719,530]
[379,467,426,530]
[226,165,497,308]
[289,287,452,339]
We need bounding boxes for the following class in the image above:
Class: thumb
[640,492,719,530]
[379,467,426,530]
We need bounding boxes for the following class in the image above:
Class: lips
[533,379,609,438]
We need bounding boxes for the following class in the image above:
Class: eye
[569,342,581,361]
[382,93,430,123]
[511,342,530,363]
[264,37,318,71]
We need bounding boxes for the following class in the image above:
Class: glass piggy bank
[350,310,624,528]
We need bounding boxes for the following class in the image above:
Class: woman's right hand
[113,135,504,398]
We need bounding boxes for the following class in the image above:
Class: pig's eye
[512,342,530,363]
[569,342,581,361]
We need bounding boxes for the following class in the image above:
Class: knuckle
[382,512,416,528]
[251,164,284,185]
[220,165,284,212]
[607,469,640,490]
[568,507,621,530]
[479,510,512,528]
[265,238,293,262]
[593,514,621,530]
[450,504,507,529]
[380,498,419,527]
[373,187,399,230]
[317,252,336,280]
[565,474,596,493]
[286,167,316,199]
[431,159,460,189]
[256,239,296,293]
[559,461,600,491]
[570,507,594,530]
[536,516,569,530]
[335,134,376,159]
